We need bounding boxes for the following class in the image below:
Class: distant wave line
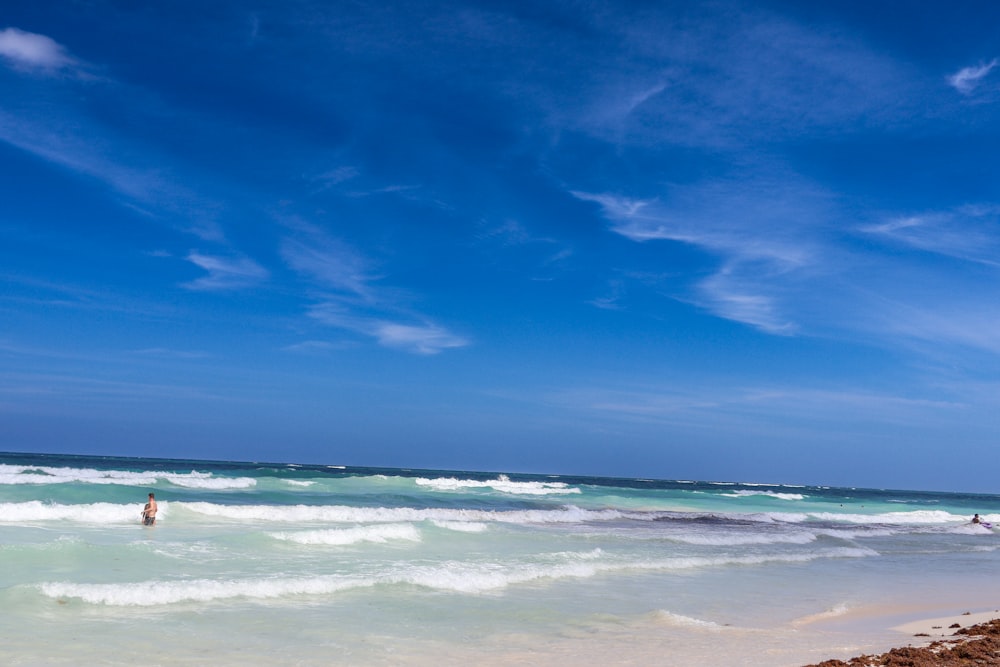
[0,501,988,527]
[0,464,255,489]
[414,474,581,495]
[37,547,876,606]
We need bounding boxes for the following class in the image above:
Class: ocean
[1,451,997,666]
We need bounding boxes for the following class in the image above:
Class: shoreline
[893,609,1000,638]
[803,609,1000,667]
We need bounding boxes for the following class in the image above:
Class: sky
[1,1,999,492]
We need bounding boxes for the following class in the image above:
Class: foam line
[37,547,876,606]
[269,523,421,545]
[415,474,581,495]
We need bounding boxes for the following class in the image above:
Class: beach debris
[801,618,1000,666]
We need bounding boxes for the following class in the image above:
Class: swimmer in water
[142,492,157,526]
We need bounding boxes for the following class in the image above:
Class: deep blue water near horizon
[5,449,997,506]
[2,450,998,666]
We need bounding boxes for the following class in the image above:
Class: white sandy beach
[893,608,1000,638]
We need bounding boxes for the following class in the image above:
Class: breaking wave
[37,547,875,606]
[0,465,255,490]
[269,523,421,545]
[415,474,581,495]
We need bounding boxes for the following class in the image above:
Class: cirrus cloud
[182,252,269,291]
[947,58,997,94]
[373,322,468,355]
[0,27,78,73]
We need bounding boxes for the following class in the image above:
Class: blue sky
[1,1,998,492]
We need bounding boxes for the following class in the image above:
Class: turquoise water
[1,452,997,666]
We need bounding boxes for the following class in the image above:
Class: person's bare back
[142,492,157,525]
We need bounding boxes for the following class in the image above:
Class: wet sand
[803,614,1000,666]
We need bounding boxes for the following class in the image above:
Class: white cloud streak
[856,293,1000,357]
[0,27,77,72]
[282,221,468,355]
[281,234,375,300]
[573,180,825,334]
[948,59,998,94]
[861,206,1000,267]
[576,185,1000,356]
[183,253,269,291]
[0,111,163,201]
[0,111,228,245]
[533,10,921,150]
[373,323,468,355]
[306,302,468,355]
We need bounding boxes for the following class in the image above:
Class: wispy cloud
[182,252,269,291]
[344,184,422,199]
[589,278,626,311]
[0,32,232,244]
[0,107,230,248]
[306,303,468,355]
[372,322,468,355]
[0,273,171,317]
[0,27,78,73]
[282,340,350,353]
[474,219,574,279]
[572,190,814,266]
[696,268,797,335]
[308,166,359,191]
[281,231,375,300]
[571,194,652,230]
[282,221,468,354]
[537,10,919,149]
[0,111,164,201]
[573,178,824,334]
[859,295,1000,357]
[860,206,1000,267]
[578,182,1000,356]
[948,59,998,94]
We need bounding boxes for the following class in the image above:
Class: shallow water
[1,452,997,666]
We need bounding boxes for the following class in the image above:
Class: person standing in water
[142,492,157,526]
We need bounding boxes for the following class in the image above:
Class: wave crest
[0,465,255,490]
[269,523,421,545]
[38,547,876,606]
[0,500,163,523]
[414,474,581,495]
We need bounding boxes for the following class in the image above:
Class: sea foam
[0,500,162,523]
[722,490,806,501]
[178,501,624,525]
[36,546,877,606]
[652,610,732,631]
[269,523,421,545]
[0,465,255,490]
[668,531,818,546]
[39,575,374,606]
[808,510,965,524]
[414,474,581,495]
[431,520,489,533]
